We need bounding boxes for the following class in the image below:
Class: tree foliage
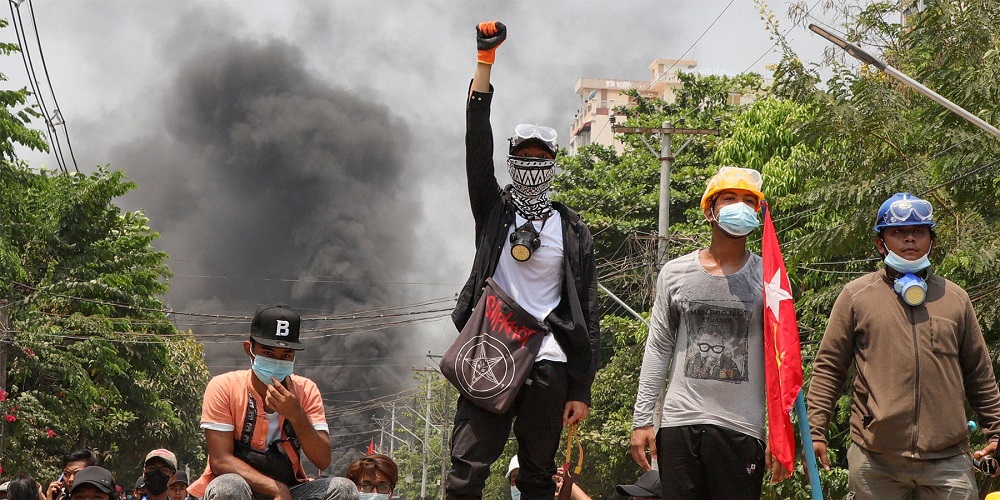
[0,19,210,482]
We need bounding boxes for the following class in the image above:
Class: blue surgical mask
[250,353,294,383]
[715,203,760,237]
[510,486,521,500]
[358,494,389,500]
[883,248,931,273]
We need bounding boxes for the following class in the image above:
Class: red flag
[367,438,375,455]
[761,201,804,474]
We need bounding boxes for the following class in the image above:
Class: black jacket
[452,86,601,404]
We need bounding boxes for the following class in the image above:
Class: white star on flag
[764,269,793,320]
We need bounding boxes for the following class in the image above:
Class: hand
[265,378,305,421]
[813,441,831,471]
[46,481,63,500]
[475,21,506,65]
[630,426,656,471]
[553,466,565,493]
[563,401,589,426]
[765,448,792,483]
[273,482,293,500]
[974,440,998,460]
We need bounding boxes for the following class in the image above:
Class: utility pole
[613,121,719,265]
[410,367,441,500]
[0,300,8,459]
[389,402,396,455]
[439,383,450,500]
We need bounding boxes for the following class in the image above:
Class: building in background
[568,58,761,154]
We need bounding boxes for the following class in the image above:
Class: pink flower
[23,348,35,357]
[46,429,56,438]
[0,390,7,401]
[5,414,16,423]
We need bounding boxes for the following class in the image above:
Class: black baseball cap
[70,466,116,495]
[616,470,661,498]
[250,305,304,350]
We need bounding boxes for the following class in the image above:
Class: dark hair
[7,475,40,500]
[346,454,398,490]
[63,450,97,468]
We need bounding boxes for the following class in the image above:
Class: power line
[25,0,78,171]
[642,0,735,93]
[7,0,64,173]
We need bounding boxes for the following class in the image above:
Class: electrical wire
[25,0,78,171]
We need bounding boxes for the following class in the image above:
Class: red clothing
[188,370,327,497]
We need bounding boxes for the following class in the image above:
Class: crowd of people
[5,18,1000,500]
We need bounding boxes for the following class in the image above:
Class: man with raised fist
[445,21,601,500]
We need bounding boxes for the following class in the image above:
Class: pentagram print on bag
[440,278,546,413]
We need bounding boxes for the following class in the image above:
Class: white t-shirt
[493,211,567,362]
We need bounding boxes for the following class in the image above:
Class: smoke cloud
[111,34,420,471]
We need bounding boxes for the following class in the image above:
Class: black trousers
[446,360,568,500]
[657,424,767,500]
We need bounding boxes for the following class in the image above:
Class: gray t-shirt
[633,250,766,441]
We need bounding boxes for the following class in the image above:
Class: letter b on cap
[276,320,290,337]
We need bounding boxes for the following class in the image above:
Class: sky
[2,0,838,462]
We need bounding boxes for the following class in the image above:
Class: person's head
[507,124,558,220]
[505,455,519,497]
[873,193,937,306]
[873,192,937,261]
[244,305,304,384]
[615,469,661,499]
[700,166,764,239]
[346,454,398,499]
[697,330,727,363]
[61,450,98,490]
[68,467,115,500]
[141,450,176,498]
[6,475,43,500]
[132,477,146,500]
[165,471,187,500]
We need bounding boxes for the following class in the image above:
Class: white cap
[505,456,519,478]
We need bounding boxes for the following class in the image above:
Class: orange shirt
[188,370,327,497]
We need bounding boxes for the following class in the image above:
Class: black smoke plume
[112,36,419,473]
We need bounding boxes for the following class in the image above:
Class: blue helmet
[873,192,936,233]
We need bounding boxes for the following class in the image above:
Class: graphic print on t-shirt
[683,302,751,383]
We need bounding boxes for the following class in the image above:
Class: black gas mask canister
[509,219,541,262]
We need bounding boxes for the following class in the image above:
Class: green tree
[0,18,210,482]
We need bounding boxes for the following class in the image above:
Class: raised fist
[476,21,506,64]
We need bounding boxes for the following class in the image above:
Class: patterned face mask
[507,155,555,219]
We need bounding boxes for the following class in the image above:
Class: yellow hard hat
[984,493,1000,500]
[700,166,765,212]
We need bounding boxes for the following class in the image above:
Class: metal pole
[420,375,431,500]
[795,392,825,499]
[0,301,7,460]
[657,121,673,265]
[808,23,1000,140]
[389,403,396,455]
[597,284,648,327]
[439,384,450,499]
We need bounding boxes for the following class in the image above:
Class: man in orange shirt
[188,305,357,500]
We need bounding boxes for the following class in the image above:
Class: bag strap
[239,391,257,445]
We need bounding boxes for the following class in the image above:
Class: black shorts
[657,423,767,500]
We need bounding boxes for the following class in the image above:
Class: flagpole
[795,391,824,500]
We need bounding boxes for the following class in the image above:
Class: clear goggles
[510,124,558,152]
[884,198,934,224]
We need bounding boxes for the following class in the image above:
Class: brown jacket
[807,268,1000,459]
